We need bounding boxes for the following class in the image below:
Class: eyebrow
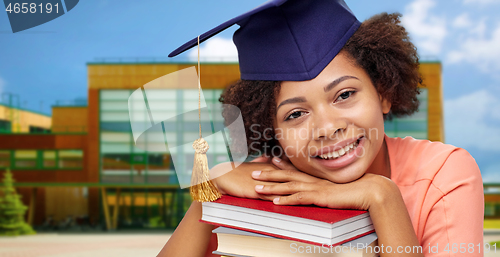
[324,75,359,92]
[276,96,307,112]
[276,75,360,112]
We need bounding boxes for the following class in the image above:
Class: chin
[314,162,367,184]
[296,157,367,183]
[326,172,365,184]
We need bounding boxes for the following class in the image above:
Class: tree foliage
[0,168,35,236]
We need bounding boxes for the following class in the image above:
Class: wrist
[211,177,224,195]
[209,162,236,195]
[367,175,401,211]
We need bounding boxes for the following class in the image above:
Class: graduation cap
[169,0,361,81]
[169,0,361,202]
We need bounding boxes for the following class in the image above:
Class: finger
[272,156,298,170]
[251,169,320,183]
[257,194,281,201]
[274,186,366,210]
[254,182,313,195]
[273,192,318,206]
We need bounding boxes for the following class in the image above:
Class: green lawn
[484,219,500,229]
[485,220,500,245]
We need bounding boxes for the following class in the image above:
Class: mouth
[314,136,364,160]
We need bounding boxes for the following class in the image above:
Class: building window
[384,88,428,139]
[29,126,51,134]
[14,150,37,168]
[101,153,132,183]
[43,151,57,168]
[485,203,495,217]
[0,119,11,133]
[58,150,83,169]
[0,150,83,170]
[0,151,10,168]
[100,89,227,185]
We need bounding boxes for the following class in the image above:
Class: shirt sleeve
[420,148,484,256]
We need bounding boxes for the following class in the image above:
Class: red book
[201,195,375,246]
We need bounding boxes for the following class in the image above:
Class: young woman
[159,1,484,256]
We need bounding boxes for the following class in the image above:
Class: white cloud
[444,89,500,151]
[464,0,500,5]
[446,22,500,73]
[470,19,487,37]
[452,13,472,29]
[401,0,447,55]
[187,37,238,63]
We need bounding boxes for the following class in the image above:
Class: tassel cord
[189,35,222,202]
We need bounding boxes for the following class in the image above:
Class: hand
[252,168,397,211]
[251,162,423,257]
[210,160,280,201]
[211,155,300,201]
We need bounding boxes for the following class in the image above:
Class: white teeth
[319,139,358,160]
[318,141,359,160]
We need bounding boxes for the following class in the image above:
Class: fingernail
[273,157,281,163]
[252,170,261,177]
[255,185,264,191]
[273,197,280,204]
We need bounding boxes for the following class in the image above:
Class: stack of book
[202,195,379,257]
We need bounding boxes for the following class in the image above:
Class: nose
[311,109,347,141]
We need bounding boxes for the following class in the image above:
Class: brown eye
[335,90,356,102]
[285,111,305,121]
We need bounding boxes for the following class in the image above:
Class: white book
[213,227,379,257]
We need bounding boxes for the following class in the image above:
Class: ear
[379,94,392,114]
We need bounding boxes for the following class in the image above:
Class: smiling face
[274,52,391,183]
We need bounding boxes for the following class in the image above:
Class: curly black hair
[219,13,423,157]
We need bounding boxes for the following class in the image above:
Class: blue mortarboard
[168,0,361,81]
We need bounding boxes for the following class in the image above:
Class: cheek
[276,127,309,158]
[349,98,385,134]
[351,99,386,158]
[339,98,385,163]
[363,105,385,140]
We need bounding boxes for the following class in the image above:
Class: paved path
[0,233,172,257]
[1,232,500,256]
[483,230,500,257]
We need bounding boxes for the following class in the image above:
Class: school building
[4,59,485,232]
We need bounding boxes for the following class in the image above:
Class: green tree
[0,168,35,236]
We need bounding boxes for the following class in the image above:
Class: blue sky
[0,0,499,181]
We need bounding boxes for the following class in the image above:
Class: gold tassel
[189,35,222,202]
[190,137,222,202]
